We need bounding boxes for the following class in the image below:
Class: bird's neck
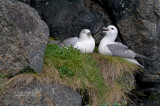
[79,36,92,40]
[104,34,117,42]
[99,34,117,47]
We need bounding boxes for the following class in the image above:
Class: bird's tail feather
[125,58,144,68]
[136,54,151,60]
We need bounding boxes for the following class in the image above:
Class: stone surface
[2,0,160,105]
[0,83,82,106]
[101,0,160,105]
[141,93,160,106]
[30,0,111,41]
[18,0,31,4]
[106,0,160,90]
[0,0,49,75]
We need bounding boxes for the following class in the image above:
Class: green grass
[44,44,139,105]
[44,44,107,104]
[5,43,139,106]
[90,53,139,104]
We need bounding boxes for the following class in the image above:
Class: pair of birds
[60,25,147,67]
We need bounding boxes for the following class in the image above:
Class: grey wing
[59,37,79,47]
[107,43,136,59]
[114,42,128,49]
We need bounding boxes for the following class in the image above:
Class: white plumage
[60,29,95,53]
[98,25,146,67]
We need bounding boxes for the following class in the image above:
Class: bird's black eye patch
[111,28,114,30]
[83,31,85,33]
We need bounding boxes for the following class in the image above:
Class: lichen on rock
[0,0,49,76]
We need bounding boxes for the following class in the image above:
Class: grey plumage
[99,25,149,67]
[57,29,95,53]
[59,37,79,47]
[135,54,150,60]
[107,43,149,59]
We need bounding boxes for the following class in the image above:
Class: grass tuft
[44,44,107,105]
[5,44,140,105]
[92,53,140,103]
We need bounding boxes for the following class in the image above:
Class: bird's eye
[83,31,85,33]
[111,28,114,30]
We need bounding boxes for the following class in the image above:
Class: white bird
[98,25,148,67]
[60,29,95,53]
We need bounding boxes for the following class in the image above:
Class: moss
[20,67,37,74]
[149,94,157,100]
[0,74,5,78]
[0,74,8,92]
[147,93,160,106]
[149,93,160,100]
[44,44,106,104]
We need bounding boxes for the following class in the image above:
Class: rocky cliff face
[0,1,82,106]
[30,0,112,41]
[0,0,49,75]
[26,0,160,105]
[1,0,160,105]
[104,0,160,100]
[103,0,160,104]
[0,83,82,106]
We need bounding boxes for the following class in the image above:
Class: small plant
[149,94,156,99]
[20,67,37,74]
[0,74,5,78]
[58,66,75,77]
[0,74,8,92]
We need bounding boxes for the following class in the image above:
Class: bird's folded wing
[59,37,79,47]
[107,43,136,59]
[114,42,128,49]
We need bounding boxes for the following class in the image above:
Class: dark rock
[30,0,111,41]
[102,0,139,22]
[0,83,82,106]
[0,0,49,75]
[101,0,160,104]
[9,0,160,104]
[18,0,31,4]
[141,93,160,106]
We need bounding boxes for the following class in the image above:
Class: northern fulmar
[60,29,95,53]
[98,25,148,67]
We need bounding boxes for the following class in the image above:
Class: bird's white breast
[74,38,95,53]
[98,37,114,55]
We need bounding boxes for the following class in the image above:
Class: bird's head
[79,29,92,39]
[102,25,118,37]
